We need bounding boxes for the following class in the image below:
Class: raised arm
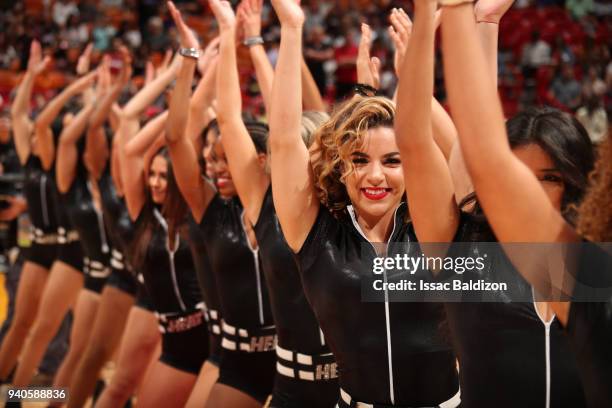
[269,0,318,252]
[441,0,573,244]
[165,1,216,221]
[395,0,458,243]
[86,49,132,180]
[211,0,270,223]
[55,102,96,193]
[186,38,220,143]
[115,47,179,195]
[33,71,97,170]
[356,23,381,92]
[121,53,180,121]
[34,43,95,170]
[389,8,456,160]
[11,40,51,165]
[474,0,514,89]
[123,111,169,220]
[238,0,274,114]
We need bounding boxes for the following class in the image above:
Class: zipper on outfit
[347,204,401,404]
[40,175,49,226]
[154,209,187,312]
[87,181,109,254]
[531,288,554,408]
[239,210,265,325]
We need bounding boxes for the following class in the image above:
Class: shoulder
[296,204,340,262]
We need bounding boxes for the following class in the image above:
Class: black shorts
[269,373,339,408]
[159,314,209,375]
[82,257,110,294]
[106,267,138,297]
[84,274,107,294]
[56,241,84,272]
[23,242,58,270]
[217,349,276,404]
[208,333,222,367]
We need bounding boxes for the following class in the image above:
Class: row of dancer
[1,0,610,407]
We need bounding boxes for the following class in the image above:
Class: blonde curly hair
[310,96,396,218]
[576,133,612,241]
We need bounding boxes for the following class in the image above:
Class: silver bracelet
[243,36,264,47]
[179,47,200,60]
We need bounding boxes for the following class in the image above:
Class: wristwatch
[179,47,200,60]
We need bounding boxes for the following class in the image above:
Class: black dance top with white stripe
[59,160,110,267]
[568,242,612,408]
[295,202,459,405]
[442,215,587,408]
[197,193,274,329]
[23,155,59,233]
[98,164,135,260]
[187,213,221,321]
[253,186,331,354]
[137,205,203,315]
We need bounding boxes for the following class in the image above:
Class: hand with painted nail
[388,8,412,77]
[237,0,263,38]
[209,0,237,32]
[356,22,380,89]
[270,0,304,28]
[168,1,200,48]
[76,43,93,75]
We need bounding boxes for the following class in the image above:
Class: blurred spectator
[521,31,551,70]
[566,0,594,20]
[550,63,582,110]
[146,16,171,52]
[0,33,18,69]
[593,0,612,15]
[92,15,116,51]
[101,0,124,7]
[120,20,143,49]
[550,35,575,66]
[52,0,79,28]
[78,0,99,23]
[0,1,608,118]
[576,91,608,143]
[304,25,334,96]
[61,14,90,49]
[304,0,333,35]
[582,66,606,97]
[334,29,359,100]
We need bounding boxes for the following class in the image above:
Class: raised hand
[156,49,173,77]
[356,23,380,89]
[198,36,220,75]
[209,0,237,32]
[97,55,113,93]
[237,0,263,38]
[145,60,155,85]
[72,69,98,93]
[27,40,51,76]
[159,51,182,77]
[270,0,304,28]
[474,0,514,23]
[168,1,200,48]
[388,8,412,77]
[76,43,94,75]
